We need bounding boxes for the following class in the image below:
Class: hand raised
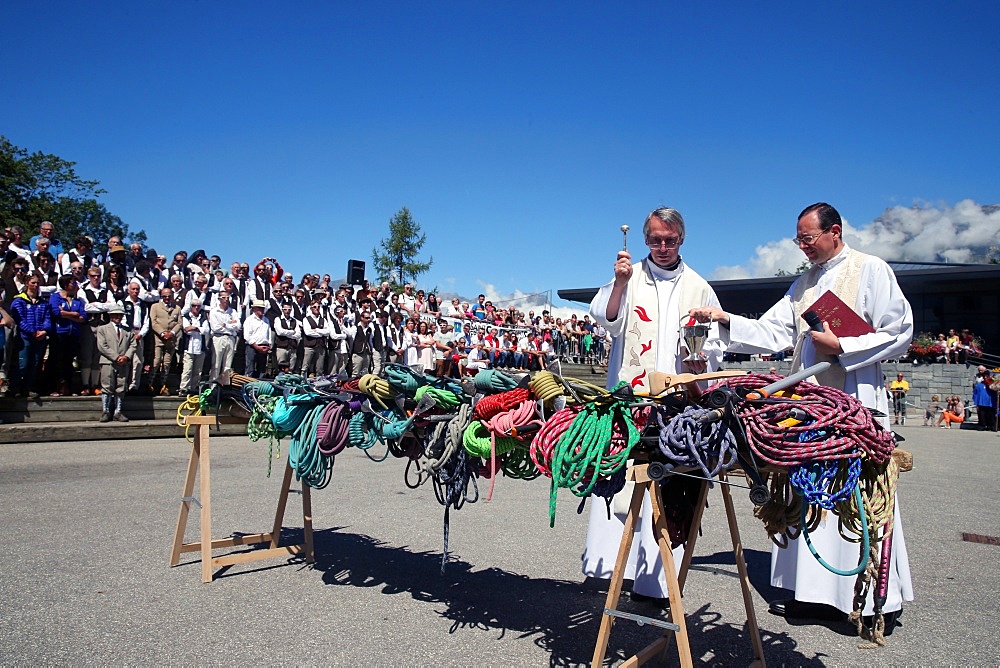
[614,251,632,284]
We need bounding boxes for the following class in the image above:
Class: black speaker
[347,259,366,285]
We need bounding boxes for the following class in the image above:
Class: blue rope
[474,369,517,394]
[657,405,739,481]
[789,458,862,510]
[384,364,427,396]
[800,484,870,576]
[288,404,333,489]
[348,411,391,462]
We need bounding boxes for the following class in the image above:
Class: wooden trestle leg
[591,464,766,667]
[168,415,316,583]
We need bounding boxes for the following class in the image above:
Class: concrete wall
[724,359,982,422]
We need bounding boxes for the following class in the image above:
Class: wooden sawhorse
[169,415,315,583]
[592,463,766,667]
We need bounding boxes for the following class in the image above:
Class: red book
[804,291,875,337]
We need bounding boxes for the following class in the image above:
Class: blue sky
[4,2,998,310]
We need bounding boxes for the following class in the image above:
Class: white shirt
[129,276,160,304]
[209,306,241,337]
[303,312,331,340]
[242,313,271,346]
[182,312,210,355]
[329,318,348,352]
[183,288,212,316]
[124,297,150,337]
[80,282,115,317]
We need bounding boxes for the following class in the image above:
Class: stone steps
[0,418,247,444]
[0,395,188,424]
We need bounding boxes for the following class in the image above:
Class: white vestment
[582,257,724,597]
[722,244,914,614]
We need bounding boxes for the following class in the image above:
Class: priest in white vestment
[689,202,914,622]
[582,207,725,600]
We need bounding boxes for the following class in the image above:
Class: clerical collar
[647,255,684,279]
[816,243,851,272]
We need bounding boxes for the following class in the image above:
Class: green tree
[0,135,144,254]
[371,206,432,291]
[775,260,811,277]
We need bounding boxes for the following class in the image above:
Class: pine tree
[371,206,432,290]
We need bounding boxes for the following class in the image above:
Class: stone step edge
[0,419,247,444]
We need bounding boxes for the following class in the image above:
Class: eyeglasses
[646,236,681,249]
[14,267,28,272]
[792,230,830,246]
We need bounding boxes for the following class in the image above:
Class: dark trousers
[976,405,997,431]
[244,344,268,378]
[51,333,81,389]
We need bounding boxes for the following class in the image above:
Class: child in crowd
[923,394,941,426]
[936,394,965,429]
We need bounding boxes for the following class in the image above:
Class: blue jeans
[16,334,48,394]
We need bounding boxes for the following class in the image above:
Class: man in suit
[97,304,137,422]
[149,288,182,395]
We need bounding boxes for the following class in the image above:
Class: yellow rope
[175,394,204,443]
[359,373,396,408]
[529,371,565,404]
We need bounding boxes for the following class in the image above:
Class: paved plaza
[0,422,997,666]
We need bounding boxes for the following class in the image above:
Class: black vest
[275,316,299,349]
[303,315,326,348]
[82,286,111,326]
[352,326,372,354]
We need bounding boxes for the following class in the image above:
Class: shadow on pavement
[280,527,828,666]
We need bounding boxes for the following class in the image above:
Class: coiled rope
[473,369,518,394]
[656,405,739,480]
[288,404,333,489]
[534,382,638,526]
[384,364,427,396]
[358,373,396,408]
[717,375,895,466]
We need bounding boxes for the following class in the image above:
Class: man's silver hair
[642,207,686,241]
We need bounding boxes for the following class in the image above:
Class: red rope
[474,387,532,421]
[529,406,578,477]
[711,374,895,467]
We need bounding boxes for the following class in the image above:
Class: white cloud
[711,200,1000,279]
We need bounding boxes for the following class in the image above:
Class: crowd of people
[889,367,999,431]
[0,221,610,412]
[905,328,982,364]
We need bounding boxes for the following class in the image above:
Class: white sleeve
[838,260,913,372]
[589,277,628,338]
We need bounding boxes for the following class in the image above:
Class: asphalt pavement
[0,422,997,666]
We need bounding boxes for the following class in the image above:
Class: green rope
[247,395,285,477]
[548,382,638,525]
[463,420,519,458]
[414,385,462,410]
